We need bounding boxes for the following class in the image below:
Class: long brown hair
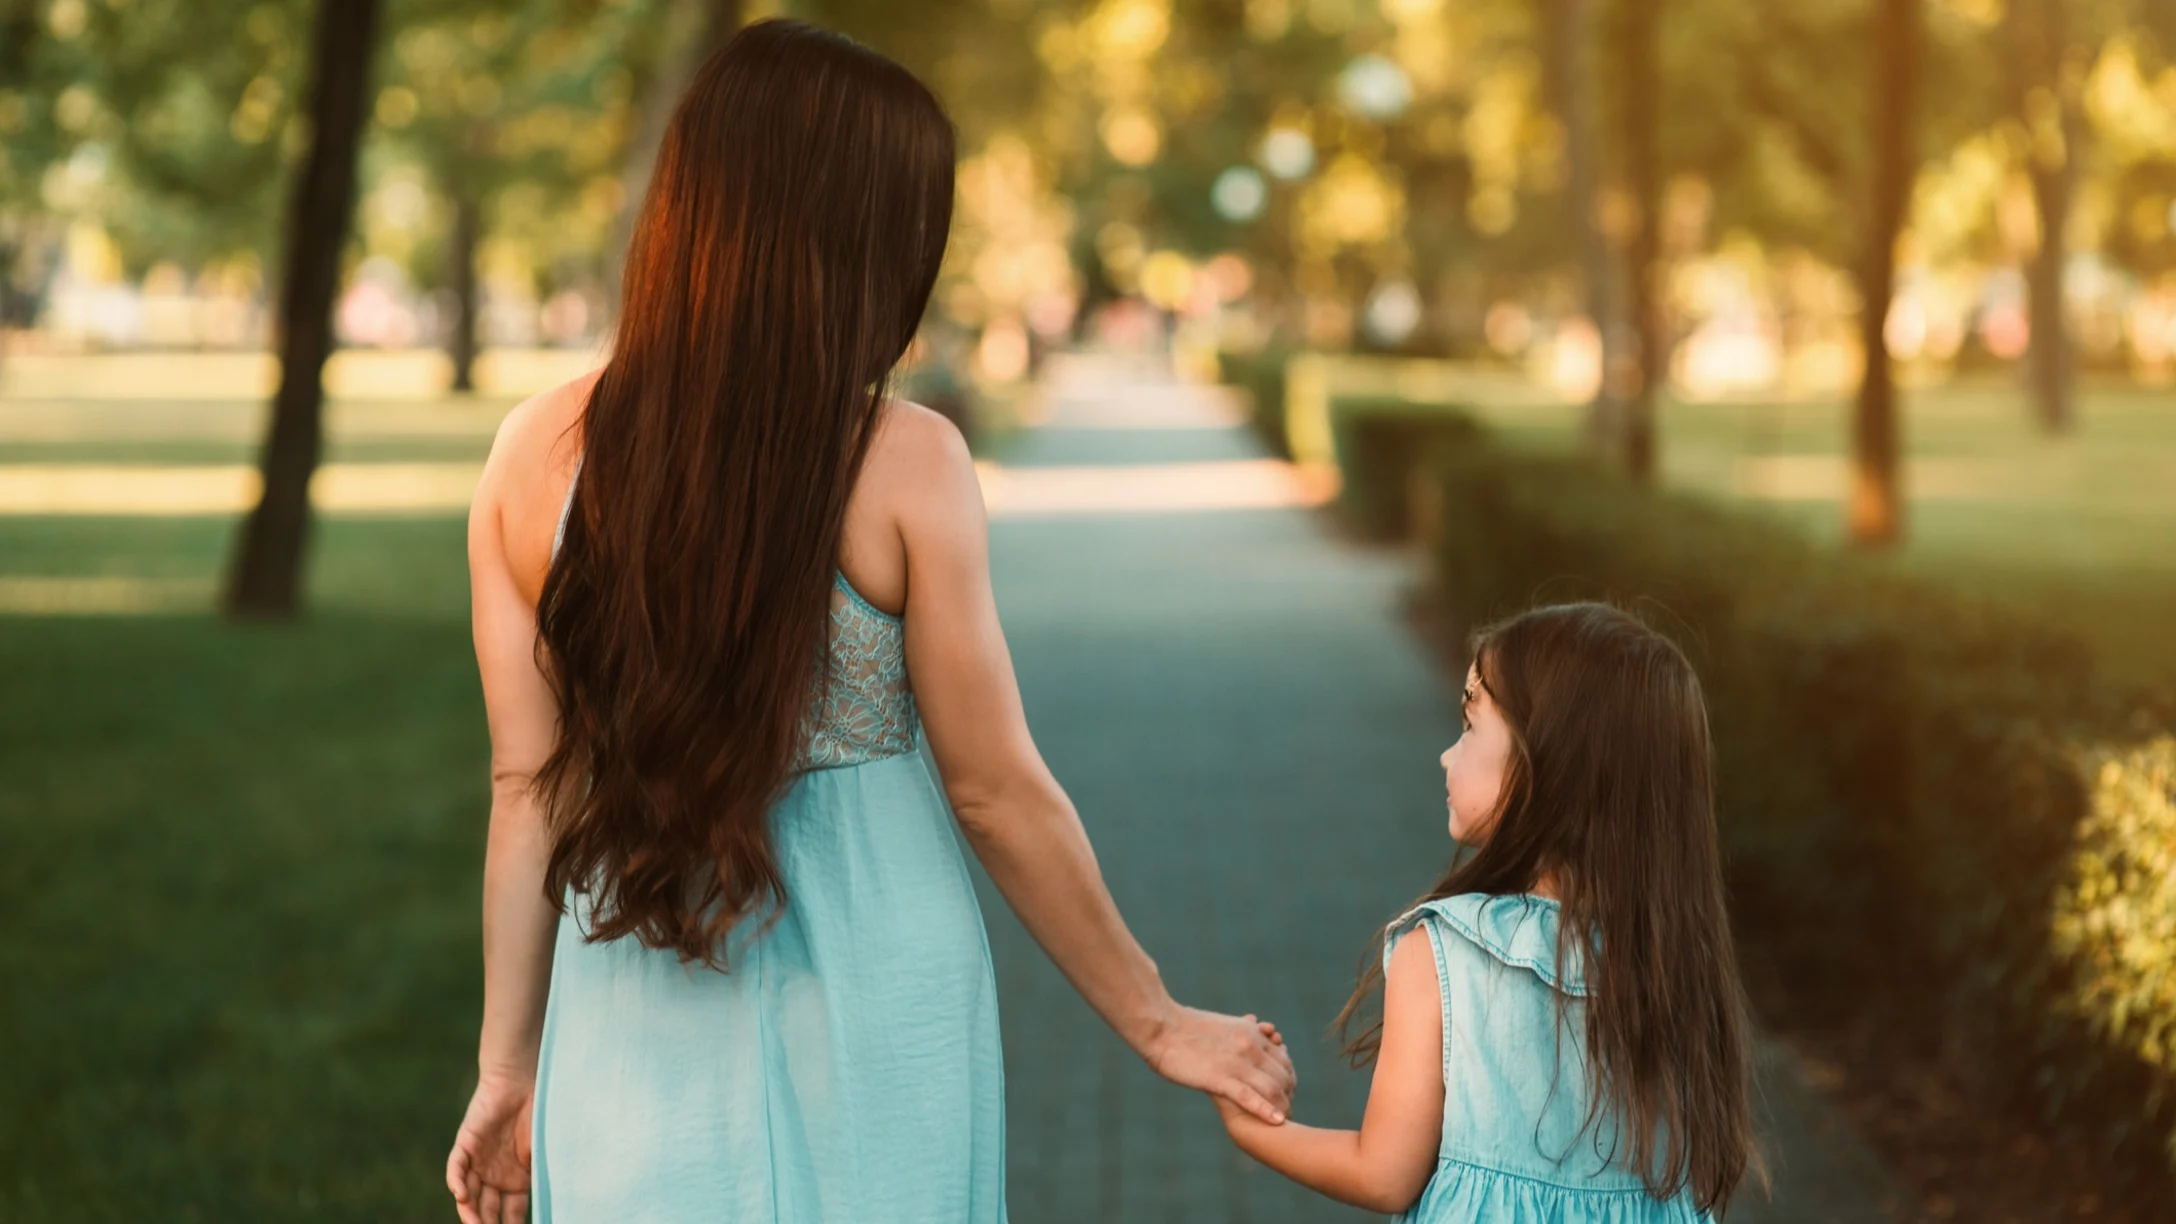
[534,20,955,966]
[1338,603,1763,1212]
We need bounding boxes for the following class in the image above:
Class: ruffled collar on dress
[1408,892,1591,997]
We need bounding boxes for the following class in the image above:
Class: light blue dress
[1391,893,1711,1223]
[531,479,1006,1222]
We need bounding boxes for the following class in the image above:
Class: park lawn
[0,514,489,1222]
[1455,378,2176,685]
[0,357,506,1219]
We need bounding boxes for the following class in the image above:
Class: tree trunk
[1619,0,1664,482]
[0,2,35,92]
[606,0,745,317]
[0,1,38,391]
[2012,0,2079,434]
[1851,0,1920,548]
[0,238,14,389]
[223,0,382,619]
[1545,0,1623,454]
[448,180,482,394]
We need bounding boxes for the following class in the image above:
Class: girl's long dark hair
[534,20,955,967]
[1337,603,1763,1213]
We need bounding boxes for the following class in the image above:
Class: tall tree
[1544,0,1622,454]
[1851,0,1921,547]
[377,0,653,392]
[0,0,52,373]
[2,0,312,331]
[447,169,483,392]
[224,0,384,619]
[389,1,507,397]
[1618,0,1664,482]
[607,0,743,310]
[2008,0,2082,434]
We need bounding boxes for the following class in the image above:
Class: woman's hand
[1211,1084,1259,1136]
[1145,1007,1295,1124]
[446,1072,534,1224]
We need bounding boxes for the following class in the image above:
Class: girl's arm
[894,408,1296,1124]
[1215,927,1447,1214]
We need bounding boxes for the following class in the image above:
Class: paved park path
[969,353,1903,1222]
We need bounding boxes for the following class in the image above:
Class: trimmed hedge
[1326,395,1472,541]
[1417,420,2176,1190]
[1214,348,1292,459]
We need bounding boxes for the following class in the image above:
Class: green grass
[1441,378,2176,683]
[0,356,509,1218]
[0,514,487,1219]
[0,517,487,1221]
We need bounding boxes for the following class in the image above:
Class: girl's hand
[1146,1007,1294,1124]
[446,1072,534,1224]
[1211,1089,1252,1130]
[1211,930,1445,1214]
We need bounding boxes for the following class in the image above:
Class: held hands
[446,1072,535,1224]
[1209,1040,1284,1138]
[1210,1089,1251,1126]
[1143,1005,1295,1124]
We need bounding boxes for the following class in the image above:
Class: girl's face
[1441,661,1513,845]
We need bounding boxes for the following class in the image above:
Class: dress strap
[551,456,584,561]
[832,570,903,625]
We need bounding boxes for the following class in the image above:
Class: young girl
[1216,602,1763,1220]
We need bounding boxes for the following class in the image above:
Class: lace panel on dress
[798,576,917,770]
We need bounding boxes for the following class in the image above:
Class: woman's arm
[449,385,592,1224]
[894,408,1295,1123]
[1215,927,1447,1214]
[467,406,570,1086]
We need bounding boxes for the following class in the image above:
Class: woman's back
[520,389,1008,1223]
[486,372,927,626]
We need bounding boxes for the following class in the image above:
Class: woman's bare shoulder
[874,396,975,485]
[474,371,602,583]
[871,397,969,465]
[864,398,980,530]
[491,365,600,472]
[476,368,600,531]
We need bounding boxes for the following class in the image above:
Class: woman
[444,21,1295,1224]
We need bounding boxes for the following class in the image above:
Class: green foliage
[9,0,316,271]
[1322,393,1473,540]
[2054,737,2176,1166]
[1417,419,2176,1192]
[1214,344,1291,458]
[374,0,656,289]
[806,0,1045,151]
[3,0,661,284]
[0,1,79,212]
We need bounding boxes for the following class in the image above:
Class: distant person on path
[1214,603,1763,1221]
[444,21,1293,1224]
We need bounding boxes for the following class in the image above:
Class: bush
[1213,348,1292,459]
[2055,738,2176,1167]
[1325,396,1474,541]
[1419,422,2176,1192]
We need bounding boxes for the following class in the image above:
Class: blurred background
[2,0,2174,1220]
